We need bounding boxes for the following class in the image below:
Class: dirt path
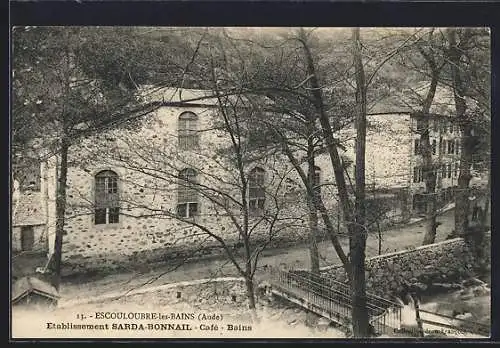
[59,209,456,301]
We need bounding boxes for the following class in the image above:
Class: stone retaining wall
[320,235,490,298]
[60,230,310,277]
[60,277,249,310]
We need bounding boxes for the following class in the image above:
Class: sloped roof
[12,191,45,227]
[369,83,457,116]
[141,86,274,107]
[153,87,219,106]
[12,276,59,304]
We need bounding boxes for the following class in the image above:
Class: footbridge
[265,267,490,338]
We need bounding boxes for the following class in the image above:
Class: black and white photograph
[10,26,491,339]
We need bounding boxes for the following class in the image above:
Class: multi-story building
[339,110,461,221]
[11,87,465,274]
[410,114,462,215]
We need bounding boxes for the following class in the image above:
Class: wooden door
[21,226,34,251]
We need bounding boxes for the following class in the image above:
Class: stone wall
[12,225,47,253]
[61,278,250,310]
[40,103,434,276]
[120,278,249,309]
[340,113,413,191]
[320,237,490,298]
[52,104,317,275]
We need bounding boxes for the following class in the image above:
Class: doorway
[21,226,34,251]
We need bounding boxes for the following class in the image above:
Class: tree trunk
[281,142,349,273]
[447,28,473,238]
[413,295,425,338]
[307,113,320,275]
[481,173,490,228]
[455,126,473,237]
[244,274,256,310]
[377,219,382,255]
[242,230,256,310]
[411,35,443,246]
[351,27,370,337]
[297,29,351,277]
[307,199,320,274]
[420,72,439,245]
[306,161,320,326]
[51,137,69,291]
[422,196,438,245]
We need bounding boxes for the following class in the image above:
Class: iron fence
[418,308,490,337]
[268,266,402,335]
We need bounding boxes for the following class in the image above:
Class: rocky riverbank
[420,277,491,328]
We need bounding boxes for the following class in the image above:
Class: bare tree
[402,29,446,245]
[350,27,370,336]
[71,88,302,312]
[12,27,188,289]
[447,28,471,237]
[209,28,353,274]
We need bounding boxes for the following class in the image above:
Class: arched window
[313,166,321,196]
[248,167,265,212]
[177,168,198,218]
[178,112,199,150]
[95,170,119,225]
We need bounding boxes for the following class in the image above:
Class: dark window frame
[313,165,321,196]
[447,140,455,154]
[177,168,199,218]
[248,167,266,214]
[94,170,120,225]
[414,138,420,155]
[178,112,199,150]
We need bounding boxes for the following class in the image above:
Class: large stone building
[11,87,466,274]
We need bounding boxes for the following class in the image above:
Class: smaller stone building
[12,190,47,254]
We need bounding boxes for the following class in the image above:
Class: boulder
[410,282,428,292]
[472,285,490,297]
[317,318,331,327]
[462,277,486,287]
[428,282,462,293]
[459,292,475,301]
[455,312,473,321]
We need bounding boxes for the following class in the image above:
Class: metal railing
[418,308,490,337]
[268,267,402,335]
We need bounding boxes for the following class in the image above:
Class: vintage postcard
[10,26,491,340]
